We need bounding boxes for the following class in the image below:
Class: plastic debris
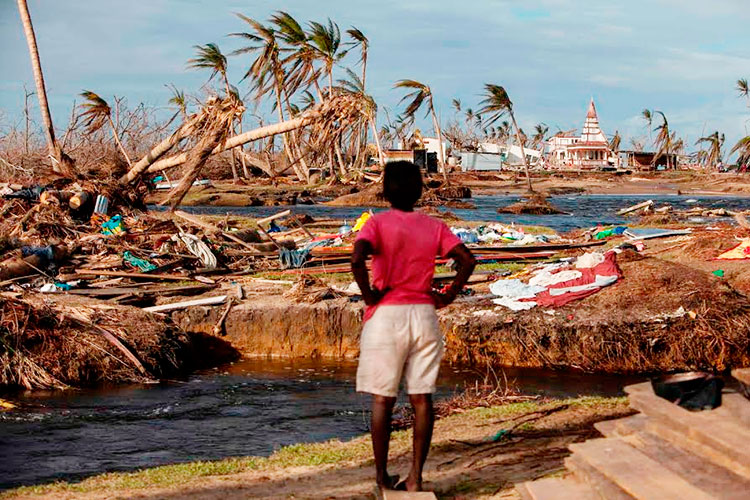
[101,215,125,236]
[123,251,157,272]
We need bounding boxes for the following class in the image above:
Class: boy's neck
[390,205,415,212]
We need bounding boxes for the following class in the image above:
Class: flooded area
[0,358,641,490]
[165,194,750,232]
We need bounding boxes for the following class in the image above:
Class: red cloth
[356,209,462,322]
[531,251,622,307]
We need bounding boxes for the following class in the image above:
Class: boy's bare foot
[398,475,422,492]
[376,473,400,490]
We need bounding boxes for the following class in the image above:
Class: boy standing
[351,161,476,492]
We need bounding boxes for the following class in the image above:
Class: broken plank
[617,200,653,215]
[143,295,227,313]
[75,269,193,281]
[257,209,292,225]
[66,284,215,297]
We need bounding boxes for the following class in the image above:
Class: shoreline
[0,396,631,499]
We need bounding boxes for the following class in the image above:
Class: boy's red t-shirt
[355,209,462,322]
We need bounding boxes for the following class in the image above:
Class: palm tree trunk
[509,109,533,192]
[281,89,310,183]
[238,121,249,178]
[16,0,73,176]
[273,79,306,182]
[119,114,200,184]
[428,99,447,183]
[369,117,385,167]
[146,114,317,174]
[107,115,132,166]
[164,128,226,210]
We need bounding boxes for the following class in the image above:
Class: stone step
[516,476,600,500]
[379,490,437,500]
[626,383,750,479]
[620,431,750,499]
[565,453,636,500]
[594,414,647,438]
[568,437,715,500]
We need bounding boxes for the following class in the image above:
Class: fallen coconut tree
[121,92,374,194]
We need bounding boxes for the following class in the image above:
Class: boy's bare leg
[405,393,434,491]
[371,394,398,488]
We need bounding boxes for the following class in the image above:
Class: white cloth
[548,275,618,296]
[529,269,582,287]
[174,233,217,270]
[575,252,605,269]
[489,279,546,299]
[489,278,546,311]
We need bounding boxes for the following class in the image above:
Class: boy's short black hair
[382,161,423,210]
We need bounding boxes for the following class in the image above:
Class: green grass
[2,396,627,498]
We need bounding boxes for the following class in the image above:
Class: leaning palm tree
[166,84,188,121]
[478,84,532,191]
[16,0,73,175]
[79,90,132,166]
[345,27,370,164]
[394,79,447,180]
[609,130,622,153]
[188,43,242,181]
[346,27,369,88]
[339,68,383,168]
[695,131,725,169]
[531,123,549,150]
[231,14,307,182]
[648,110,673,169]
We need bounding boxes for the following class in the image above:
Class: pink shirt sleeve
[436,221,462,257]
[355,216,380,251]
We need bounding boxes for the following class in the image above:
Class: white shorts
[356,304,444,397]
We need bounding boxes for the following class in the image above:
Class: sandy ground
[5,399,632,500]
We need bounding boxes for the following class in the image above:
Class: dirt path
[5,397,632,500]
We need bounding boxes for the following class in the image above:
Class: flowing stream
[0,359,641,490]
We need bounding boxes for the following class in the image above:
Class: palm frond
[187,43,227,81]
[477,84,512,126]
[78,90,110,133]
[737,78,749,97]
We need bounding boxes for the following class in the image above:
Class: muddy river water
[171,194,750,232]
[0,359,641,490]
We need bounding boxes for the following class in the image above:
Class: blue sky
[2,0,750,156]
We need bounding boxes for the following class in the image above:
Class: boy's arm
[351,239,387,306]
[433,243,476,308]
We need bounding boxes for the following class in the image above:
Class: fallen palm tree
[121,91,374,204]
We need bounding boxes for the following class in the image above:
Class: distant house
[459,143,542,172]
[547,99,619,170]
[619,150,678,171]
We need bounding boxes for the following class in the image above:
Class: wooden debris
[143,295,227,313]
[617,200,654,215]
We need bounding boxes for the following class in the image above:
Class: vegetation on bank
[1,396,627,498]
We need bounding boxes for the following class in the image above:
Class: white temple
[547,99,618,170]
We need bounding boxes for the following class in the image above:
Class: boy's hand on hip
[364,287,389,306]
[431,290,457,309]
